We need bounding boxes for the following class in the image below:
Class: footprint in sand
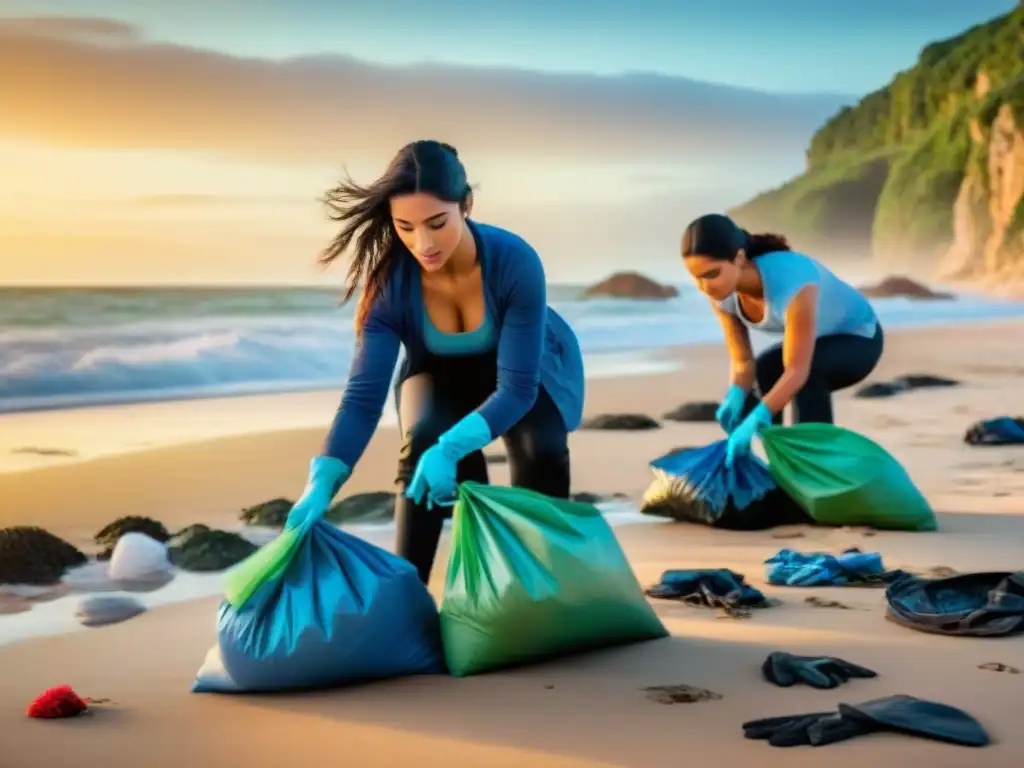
[770,530,806,540]
[922,565,959,578]
[805,596,862,610]
[643,684,723,704]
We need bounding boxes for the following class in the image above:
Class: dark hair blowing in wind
[319,140,472,335]
[681,213,791,261]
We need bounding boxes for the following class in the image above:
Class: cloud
[0,15,138,41]
[118,193,306,208]
[0,16,851,167]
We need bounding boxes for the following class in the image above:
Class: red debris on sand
[26,685,89,719]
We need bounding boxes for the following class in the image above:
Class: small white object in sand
[74,595,147,627]
[107,532,172,582]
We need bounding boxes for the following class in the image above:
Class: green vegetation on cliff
[729,7,1024,268]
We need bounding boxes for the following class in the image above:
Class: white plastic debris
[107,532,172,582]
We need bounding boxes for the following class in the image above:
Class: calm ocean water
[1,284,1023,414]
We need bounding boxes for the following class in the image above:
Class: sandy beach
[2,319,1023,767]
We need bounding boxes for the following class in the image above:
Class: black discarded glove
[742,710,871,747]
[761,651,877,689]
[743,694,990,748]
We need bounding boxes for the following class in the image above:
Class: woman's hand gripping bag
[640,440,803,530]
[191,518,446,693]
[440,481,668,677]
[760,423,937,531]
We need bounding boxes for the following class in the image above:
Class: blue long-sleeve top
[322,220,585,469]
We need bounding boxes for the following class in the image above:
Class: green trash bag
[222,526,304,609]
[440,482,669,677]
[760,423,937,531]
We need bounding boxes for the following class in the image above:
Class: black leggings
[393,351,571,583]
[750,324,884,425]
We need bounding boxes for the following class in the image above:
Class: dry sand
[1,320,1023,767]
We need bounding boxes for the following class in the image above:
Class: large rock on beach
[168,525,257,571]
[240,497,293,527]
[0,526,87,585]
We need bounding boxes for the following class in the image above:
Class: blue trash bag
[191,521,446,693]
[640,440,802,530]
[964,417,1024,446]
[765,547,886,586]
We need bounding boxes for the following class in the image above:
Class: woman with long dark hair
[284,140,584,584]
[681,213,883,466]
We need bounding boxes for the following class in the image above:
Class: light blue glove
[725,402,772,468]
[406,412,493,510]
[716,384,748,434]
[284,456,351,530]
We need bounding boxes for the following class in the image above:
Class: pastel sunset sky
[0,0,1015,285]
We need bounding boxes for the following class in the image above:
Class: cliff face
[728,7,1024,285]
[944,103,1024,282]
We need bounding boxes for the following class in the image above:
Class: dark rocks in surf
[0,526,87,585]
[168,525,257,571]
[325,492,396,524]
[240,497,294,527]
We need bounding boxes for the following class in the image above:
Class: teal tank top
[422,302,498,356]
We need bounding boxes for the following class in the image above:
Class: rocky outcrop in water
[0,527,87,585]
[858,276,953,300]
[583,272,679,300]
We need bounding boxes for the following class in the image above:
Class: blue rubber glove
[407,412,493,510]
[716,384,748,434]
[284,456,351,530]
[725,402,772,468]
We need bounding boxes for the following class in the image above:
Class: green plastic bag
[760,423,937,531]
[440,481,669,677]
[223,527,304,609]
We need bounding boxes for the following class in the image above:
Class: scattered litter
[646,569,774,619]
[766,548,887,587]
[644,684,722,704]
[27,685,89,719]
[805,596,858,610]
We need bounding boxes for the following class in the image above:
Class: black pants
[393,351,571,583]
[749,324,884,425]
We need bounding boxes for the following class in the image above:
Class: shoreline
[2,315,1023,476]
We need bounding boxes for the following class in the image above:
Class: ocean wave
[0,290,1022,413]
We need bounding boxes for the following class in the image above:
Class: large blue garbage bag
[640,440,806,530]
[191,521,446,693]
